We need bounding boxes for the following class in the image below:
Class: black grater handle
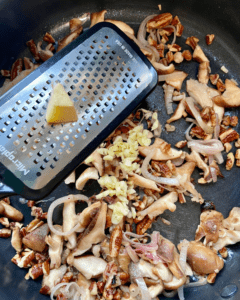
[0,182,17,199]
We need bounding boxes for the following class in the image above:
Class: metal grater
[0,22,157,200]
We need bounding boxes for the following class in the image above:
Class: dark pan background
[1,0,240,299]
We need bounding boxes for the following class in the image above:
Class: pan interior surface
[0,1,240,300]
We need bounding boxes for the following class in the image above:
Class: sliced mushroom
[152,262,173,282]
[64,170,76,184]
[213,228,240,251]
[72,202,107,256]
[174,161,196,182]
[139,138,182,161]
[168,248,185,279]
[178,241,224,275]
[63,200,77,249]
[90,10,107,27]
[223,207,240,231]
[0,201,23,221]
[71,255,107,279]
[152,62,175,75]
[186,150,210,181]
[195,210,224,244]
[165,71,188,90]
[76,167,99,190]
[137,192,178,219]
[37,42,54,61]
[157,237,174,263]
[45,225,63,269]
[213,79,240,107]
[77,273,95,300]
[10,58,23,81]
[148,282,164,298]
[186,79,212,108]
[41,264,67,294]
[22,223,49,252]
[164,275,186,290]
[128,173,160,192]
[167,98,187,123]
[0,203,5,215]
[74,201,102,233]
[137,259,159,280]
[198,61,210,84]
[193,45,209,63]
[85,149,104,176]
[57,26,83,52]
[11,227,22,252]
[105,19,134,35]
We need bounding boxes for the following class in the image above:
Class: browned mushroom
[10,58,23,81]
[198,61,210,84]
[26,39,41,61]
[0,201,23,221]
[165,71,188,91]
[37,42,54,62]
[22,223,49,252]
[213,79,240,107]
[139,138,183,161]
[195,210,224,244]
[57,26,83,52]
[64,170,76,184]
[223,207,240,231]
[193,45,209,63]
[72,202,107,257]
[178,241,224,275]
[105,19,134,35]
[0,203,5,215]
[186,150,211,182]
[137,192,178,219]
[153,261,173,282]
[90,10,107,27]
[43,32,55,44]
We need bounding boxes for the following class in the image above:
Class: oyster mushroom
[72,202,107,256]
[186,150,210,182]
[198,61,210,84]
[164,275,186,290]
[57,26,83,52]
[37,42,54,61]
[63,200,77,249]
[167,98,187,123]
[152,62,175,75]
[71,255,107,279]
[22,223,49,252]
[148,282,164,298]
[105,19,134,35]
[195,210,224,244]
[223,207,240,231]
[77,273,95,300]
[76,167,99,190]
[152,262,173,282]
[85,149,104,176]
[137,259,159,280]
[139,138,182,161]
[128,173,160,192]
[0,200,23,221]
[213,79,240,107]
[90,10,107,27]
[45,225,63,269]
[178,241,224,275]
[41,264,67,294]
[64,170,76,184]
[165,71,188,91]
[213,229,240,251]
[193,45,209,63]
[137,192,178,219]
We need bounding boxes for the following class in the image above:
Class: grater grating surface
[0,22,157,199]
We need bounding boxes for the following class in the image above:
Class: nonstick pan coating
[0,0,240,299]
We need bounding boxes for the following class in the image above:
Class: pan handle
[0,182,17,199]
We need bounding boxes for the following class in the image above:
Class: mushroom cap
[213,79,240,107]
[166,71,188,90]
[23,223,49,252]
[178,241,224,275]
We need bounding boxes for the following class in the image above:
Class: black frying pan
[0,0,240,299]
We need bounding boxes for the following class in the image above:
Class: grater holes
[28,152,33,158]
[68,73,73,78]
[24,138,29,144]
[12,107,18,112]
[73,61,78,66]
[26,99,32,105]
[58,73,64,78]
[115,96,119,101]
[76,72,81,78]
[76,56,81,60]
[36,172,41,177]
[7,134,12,139]
[71,67,76,72]
[34,158,39,164]
[48,149,53,155]
[53,156,59,162]
[85,127,89,133]
[122,61,126,66]
[46,80,51,84]
[43,86,48,91]
[50,163,55,169]
[69,141,75,147]
[37,151,43,157]
[44,157,49,163]
[68,91,72,96]
[39,92,45,97]
[65,61,70,66]
[63,135,69,141]
[22,106,28,111]
[96,120,101,125]
[90,45,95,49]
[40,165,46,170]
[98,45,103,49]
[70,85,75,90]
[4,121,10,126]
[60,142,66,148]
[106,45,111,49]
[79,50,84,54]
[76,128,81,133]
[96,102,101,107]
[113,101,117,106]
[36,99,42,104]
[123,96,127,100]
[73,134,78,140]
[57,149,63,155]
[49,74,55,78]
[81,134,86,140]
[13,140,20,146]
[11,126,17,132]
[82,61,87,66]
[110,107,114,112]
